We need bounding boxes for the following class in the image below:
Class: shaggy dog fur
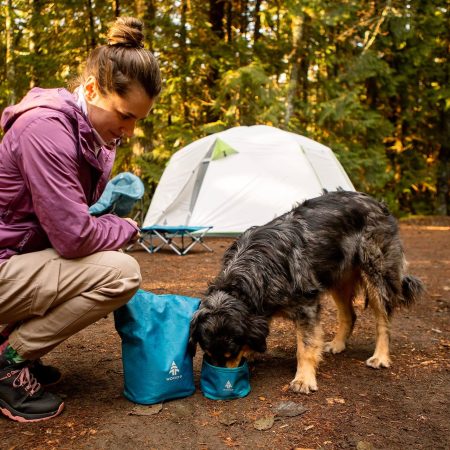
[189,191,424,394]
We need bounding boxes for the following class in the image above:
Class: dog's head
[189,290,269,368]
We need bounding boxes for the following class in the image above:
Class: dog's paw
[324,340,346,354]
[289,376,318,394]
[366,355,391,369]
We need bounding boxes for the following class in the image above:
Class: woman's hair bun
[107,17,144,48]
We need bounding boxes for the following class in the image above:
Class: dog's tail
[400,275,424,307]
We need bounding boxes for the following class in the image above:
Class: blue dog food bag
[114,289,200,404]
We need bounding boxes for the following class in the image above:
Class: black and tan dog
[189,191,424,394]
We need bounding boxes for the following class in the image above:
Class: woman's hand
[123,217,141,243]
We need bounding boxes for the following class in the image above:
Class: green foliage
[0,0,448,215]
[213,62,283,127]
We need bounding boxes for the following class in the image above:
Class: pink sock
[0,339,9,354]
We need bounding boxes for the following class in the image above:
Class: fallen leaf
[326,397,345,405]
[274,401,307,417]
[129,403,162,416]
[219,414,237,426]
[254,415,275,431]
[223,436,240,447]
[357,441,374,450]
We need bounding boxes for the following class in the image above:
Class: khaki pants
[0,248,141,360]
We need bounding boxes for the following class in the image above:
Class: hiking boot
[30,359,62,386]
[0,362,64,422]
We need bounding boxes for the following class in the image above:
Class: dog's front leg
[290,321,323,394]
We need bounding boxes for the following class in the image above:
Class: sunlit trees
[0,0,447,214]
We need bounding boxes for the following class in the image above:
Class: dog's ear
[189,308,210,356]
[246,315,269,353]
[188,309,201,357]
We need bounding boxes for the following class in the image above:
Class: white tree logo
[169,361,179,376]
[225,380,233,390]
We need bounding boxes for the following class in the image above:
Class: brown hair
[80,17,161,99]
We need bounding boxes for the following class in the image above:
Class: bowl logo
[224,380,234,391]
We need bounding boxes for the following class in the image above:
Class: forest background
[1,0,448,216]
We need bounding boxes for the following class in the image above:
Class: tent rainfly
[143,125,355,235]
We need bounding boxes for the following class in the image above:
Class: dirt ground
[1,218,449,450]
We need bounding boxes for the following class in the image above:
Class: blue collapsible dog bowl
[200,357,251,400]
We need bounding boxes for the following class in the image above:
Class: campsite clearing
[0,217,449,449]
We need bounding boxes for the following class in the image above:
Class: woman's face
[84,76,154,145]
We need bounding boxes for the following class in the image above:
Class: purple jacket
[0,87,138,263]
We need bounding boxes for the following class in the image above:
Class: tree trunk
[5,0,16,105]
[239,0,248,35]
[29,0,43,88]
[210,0,225,39]
[135,0,156,50]
[285,13,304,125]
[272,0,281,84]
[253,0,262,43]
[86,0,96,49]
[206,0,226,122]
[180,0,189,122]
[113,0,120,17]
[226,0,232,43]
[299,44,309,103]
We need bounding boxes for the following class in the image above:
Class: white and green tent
[143,125,355,235]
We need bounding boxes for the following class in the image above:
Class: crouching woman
[0,16,161,422]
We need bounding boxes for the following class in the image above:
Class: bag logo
[224,380,233,391]
[166,361,182,381]
[169,361,180,376]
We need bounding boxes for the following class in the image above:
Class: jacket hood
[1,87,83,132]
[1,87,113,175]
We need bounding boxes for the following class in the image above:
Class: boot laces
[12,366,41,396]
